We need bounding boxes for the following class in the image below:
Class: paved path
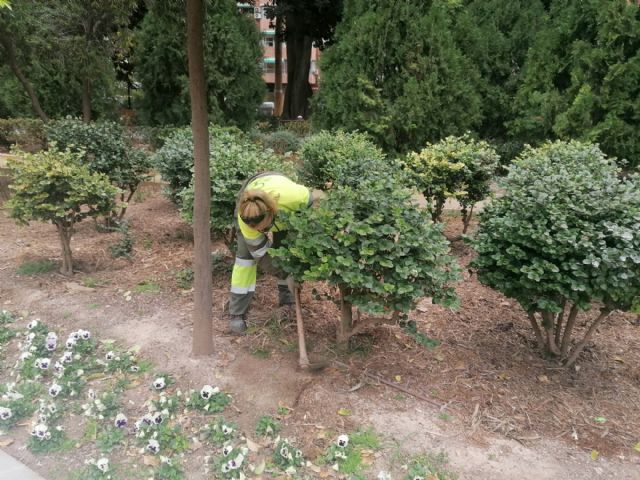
[0,449,46,480]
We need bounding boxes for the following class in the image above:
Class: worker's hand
[310,189,327,208]
[286,276,302,293]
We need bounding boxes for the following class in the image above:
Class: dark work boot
[228,314,247,335]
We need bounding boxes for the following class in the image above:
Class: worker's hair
[238,189,277,226]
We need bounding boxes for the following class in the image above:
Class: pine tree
[313,0,483,153]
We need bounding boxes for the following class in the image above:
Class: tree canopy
[312,0,483,153]
[509,0,640,169]
[135,0,264,129]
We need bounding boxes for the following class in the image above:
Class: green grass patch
[133,280,161,294]
[17,259,57,275]
[350,427,381,449]
[403,452,458,480]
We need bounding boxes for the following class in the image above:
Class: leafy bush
[153,125,245,204]
[7,147,117,275]
[271,178,460,345]
[179,133,295,246]
[279,118,311,136]
[108,221,134,259]
[45,119,151,220]
[404,134,499,230]
[298,130,402,190]
[0,118,46,152]
[471,141,640,366]
[262,130,301,155]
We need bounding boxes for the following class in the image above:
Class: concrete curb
[0,449,46,480]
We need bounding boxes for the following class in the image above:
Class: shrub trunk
[55,222,73,276]
[528,305,613,367]
[337,284,353,348]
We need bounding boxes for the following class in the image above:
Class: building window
[263,37,274,48]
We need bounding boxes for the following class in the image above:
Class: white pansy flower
[105,351,115,361]
[48,383,62,397]
[65,338,76,349]
[0,406,12,420]
[27,320,39,330]
[31,423,48,439]
[337,434,349,448]
[115,413,128,428]
[222,424,233,435]
[36,358,51,370]
[147,439,160,454]
[61,351,73,363]
[200,385,219,399]
[222,445,233,456]
[152,377,166,390]
[96,457,109,473]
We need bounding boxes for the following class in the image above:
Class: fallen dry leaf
[0,438,14,447]
[143,455,160,467]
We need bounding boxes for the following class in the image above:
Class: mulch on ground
[2,187,639,460]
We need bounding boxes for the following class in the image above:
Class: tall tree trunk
[274,14,284,117]
[0,23,49,122]
[56,222,73,276]
[82,78,92,122]
[282,21,312,119]
[186,0,214,356]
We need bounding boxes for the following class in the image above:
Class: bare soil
[1,185,639,479]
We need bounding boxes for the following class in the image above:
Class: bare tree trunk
[554,299,567,346]
[564,308,613,367]
[282,21,312,119]
[337,284,353,347]
[186,0,213,356]
[527,312,545,351]
[541,311,560,355]
[0,24,49,122]
[462,204,474,234]
[56,222,73,276]
[82,78,92,122]
[560,304,580,357]
[433,198,445,223]
[274,14,284,117]
[117,187,136,220]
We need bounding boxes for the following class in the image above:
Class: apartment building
[238,1,320,109]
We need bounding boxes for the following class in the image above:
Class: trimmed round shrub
[472,140,640,366]
[179,135,296,246]
[45,119,151,219]
[7,147,118,275]
[262,130,301,155]
[271,177,460,345]
[298,130,403,190]
[153,125,244,204]
[404,134,499,227]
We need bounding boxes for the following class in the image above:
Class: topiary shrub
[298,130,403,190]
[404,134,499,230]
[262,130,301,155]
[179,135,296,247]
[152,125,245,205]
[471,140,640,366]
[7,147,118,275]
[45,119,151,221]
[271,177,460,347]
